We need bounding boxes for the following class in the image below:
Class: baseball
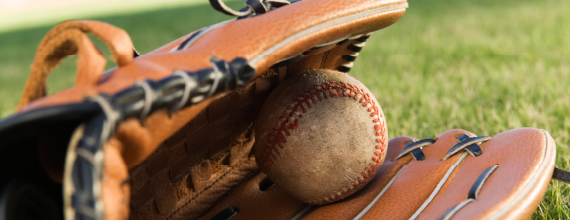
[254,69,388,205]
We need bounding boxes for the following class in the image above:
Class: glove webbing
[67,57,255,220]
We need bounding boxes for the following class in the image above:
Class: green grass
[0,0,207,34]
[355,0,570,218]
[0,0,569,218]
[0,1,240,116]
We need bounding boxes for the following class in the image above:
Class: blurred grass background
[0,0,569,218]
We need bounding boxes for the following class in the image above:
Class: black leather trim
[245,0,269,15]
[342,55,357,62]
[0,57,256,220]
[468,165,499,199]
[209,0,252,17]
[337,39,351,45]
[443,135,491,160]
[271,54,304,68]
[438,165,499,220]
[356,35,371,42]
[347,44,363,53]
[210,0,290,17]
[336,66,351,73]
[410,149,426,161]
[178,28,206,51]
[395,139,435,161]
[553,167,570,184]
[259,177,275,191]
[133,48,141,58]
[0,103,99,147]
[464,143,483,157]
[438,199,474,220]
[211,207,239,220]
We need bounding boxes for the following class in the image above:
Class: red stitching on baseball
[258,75,387,205]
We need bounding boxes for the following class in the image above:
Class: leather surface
[416,128,556,220]
[359,129,476,219]
[197,136,414,220]
[195,128,555,220]
[101,139,130,220]
[128,68,287,220]
[16,1,409,219]
[358,128,555,220]
[12,1,557,219]
[20,0,406,111]
[17,20,133,111]
[300,136,415,220]
[287,38,365,75]
[18,0,407,173]
[197,172,307,220]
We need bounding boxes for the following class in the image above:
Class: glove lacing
[209,0,291,18]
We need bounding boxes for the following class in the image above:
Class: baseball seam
[257,75,387,205]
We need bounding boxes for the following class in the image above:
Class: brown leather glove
[195,128,559,220]
[0,0,408,219]
[1,0,569,219]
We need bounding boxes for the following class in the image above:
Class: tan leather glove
[196,128,560,220]
[0,0,408,219]
[1,0,568,219]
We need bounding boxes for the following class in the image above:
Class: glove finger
[197,136,417,220]
[356,128,555,220]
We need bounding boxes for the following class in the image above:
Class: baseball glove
[0,0,568,219]
[196,128,565,220]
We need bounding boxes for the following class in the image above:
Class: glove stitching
[166,158,255,219]
[320,50,329,69]
[258,74,387,205]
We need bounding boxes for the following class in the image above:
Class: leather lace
[553,167,570,184]
[209,0,290,18]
